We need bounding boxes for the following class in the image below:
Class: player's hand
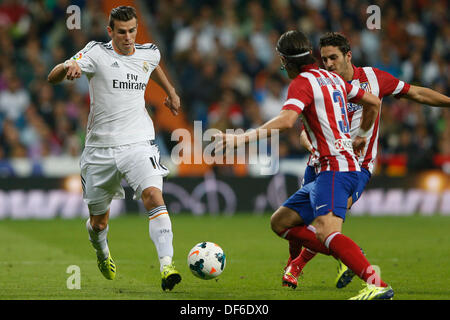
[352,136,367,157]
[213,132,245,157]
[64,60,82,81]
[213,132,234,156]
[164,93,181,116]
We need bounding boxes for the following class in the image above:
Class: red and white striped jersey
[347,66,410,173]
[306,65,410,173]
[282,64,365,173]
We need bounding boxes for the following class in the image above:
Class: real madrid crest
[143,61,149,73]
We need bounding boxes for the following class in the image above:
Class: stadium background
[0,0,449,219]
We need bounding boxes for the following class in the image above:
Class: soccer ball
[187,242,226,280]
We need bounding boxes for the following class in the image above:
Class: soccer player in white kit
[48,6,182,291]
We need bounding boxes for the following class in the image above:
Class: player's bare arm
[215,110,298,153]
[150,65,181,116]
[352,91,381,156]
[403,85,450,108]
[247,109,298,141]
[47,60,82,84]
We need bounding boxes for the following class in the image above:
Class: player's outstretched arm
[215,109,298,154]
[403,85,450,108]
[47,60,81,84]
[150,65,181,116]
[352,91,381,156]
[242,109,298,144]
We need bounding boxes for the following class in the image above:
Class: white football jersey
[72,40,160,147]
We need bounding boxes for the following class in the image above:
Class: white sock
[86,218,110,261]
[148,205,173,271]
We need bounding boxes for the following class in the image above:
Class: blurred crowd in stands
[0,0,449,176]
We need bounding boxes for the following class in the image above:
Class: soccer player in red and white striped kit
[218,30,393,299]
[283,32,450,295]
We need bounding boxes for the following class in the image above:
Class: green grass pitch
[0,214,449,300]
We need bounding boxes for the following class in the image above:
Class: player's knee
[87,206,109,232]
[141,187,163,208]
[315,225,341,244]
[91,220,107,232]
[270,213,281,234]
[270,207,303,236]
[314,218,335,243]
[270,210,289,235]
[313,212,342,243]
[315,228,328,244]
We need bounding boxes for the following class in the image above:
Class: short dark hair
[319,32,351,55]
[109,6,137,30]
[276,30,316,70]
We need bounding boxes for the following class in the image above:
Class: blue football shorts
[283,170,362,225]
[300,165,371,206]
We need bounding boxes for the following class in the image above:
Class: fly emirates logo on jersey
[112,73,147,91]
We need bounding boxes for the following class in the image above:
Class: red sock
[286,240,302,267]
[292,248,317,272]
[280,225,331,255]
[326,232,388,287]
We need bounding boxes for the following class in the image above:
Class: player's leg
[81,146,124,280]
[334,168,372,288]
[118,140,180,290]
[284,168,372,289]
[291,247,317,275]
[271,182,333,288]
[313,211,344,244]
[271,207,330,255]
[270,206,304,235]
[142,186,171,265]
[142,186,174,264]
[312,171,393,299]
[142,182,181,291]
[86,205,116,280]
[271,207,333,288]
[272,182,331,255]
[286,165,319,269]
[271,206,305,288]
[86,207,110,261]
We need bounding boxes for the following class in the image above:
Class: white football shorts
[80,140,169,215]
